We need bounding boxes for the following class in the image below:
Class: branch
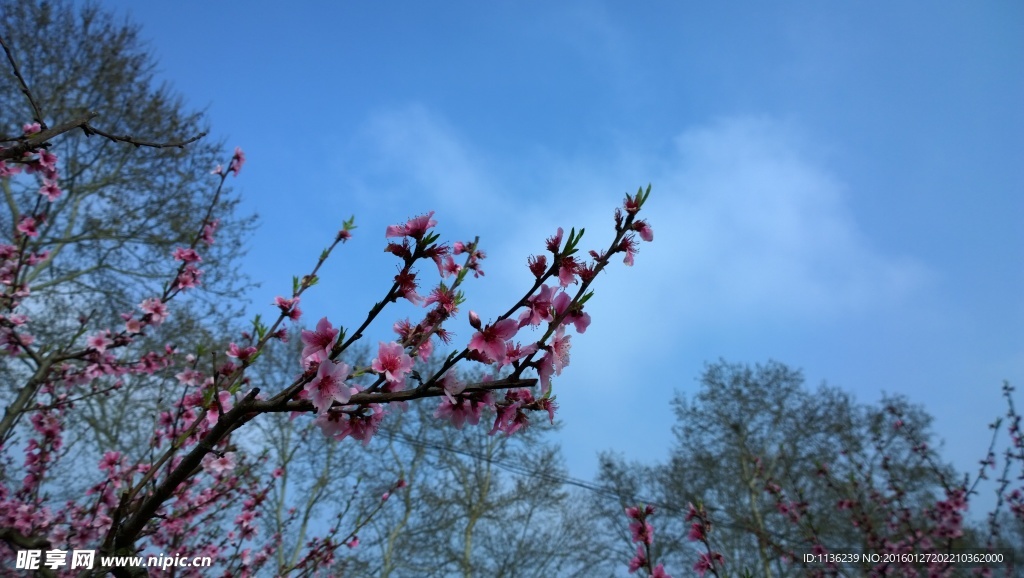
[253,377,539,414]
[78,122,207,150]
[0,33,45,128]
[0,112,98,161]
[113,388,262,551]
[0,526,50,550]
[0,114,206,162]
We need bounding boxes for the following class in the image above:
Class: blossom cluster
[278,188,652,448]
[0,112,652,575]
[624,504,673,578]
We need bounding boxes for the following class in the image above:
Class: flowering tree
[0,0,256,483]
[0,21,655,578]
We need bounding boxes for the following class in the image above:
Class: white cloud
[342,107,927,337]
[334,107,933,477]
[341,104,512,228]
[657,116,926,321]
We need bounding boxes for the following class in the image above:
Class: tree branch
[0,33,45,128]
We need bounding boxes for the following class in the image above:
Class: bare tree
[587,360,964,578]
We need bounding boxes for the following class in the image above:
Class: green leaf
[577,290,594,307]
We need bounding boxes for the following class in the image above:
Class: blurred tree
[589,360,965,578]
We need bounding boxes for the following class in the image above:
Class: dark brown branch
[0,115,206,162]
[254,377,538,414]
[111,376,535,553]
[0,525,50,550]
[113,388,262,551]
[0,33,45,128]
[0,112,97,162]
[79,122,206,149]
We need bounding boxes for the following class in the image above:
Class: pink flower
[441,371,466,403]
[304,360,353,414]
[228,147,245,175]
[627,544,646,573]
[633,219,654,242]
[386,211,437,240]
[693,552,723,577]
[320,402,385,445]
[175,264,203,289]
[468,315,519,363]
[488,389,533,436]
[394,269,423,305]
[175,368,201,386]
[203,452,236,477]
[226,342,257,362]
[36,149,58,174]
[502,341,538,366]
[537,326,571,392]
[301,317,339,363]
[439,254,460,277]
[424,285,458,315]
[372,341,414,386]
[86,331,112,353]
[405,211,436,239]
[124,316,142,334]
[553,291,591,333]
[98,451,122,472]
[39,179,61,202]
[207,391,235,426]
[546,227,564,253]
[172,247,202,262]
[557,256,579,287]
[22,122,41,135]
[527,254,547,278]
[140,298,169,325]
[624,193,641,214]
[435,389,493,430]
[518,285,555,327]
[650,564,671,578]
[620,234,639,266]
[16,216,39,238]
[0,161,20,178]
[201,219,220,245]
[274,296,302,321]
[629,519,653,545]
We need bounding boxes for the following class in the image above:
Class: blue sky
[96,1,1021,508]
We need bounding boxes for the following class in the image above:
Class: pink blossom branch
[252,377,538,415]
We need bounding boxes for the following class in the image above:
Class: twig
[0,33,45,128]
[79,122,206,149]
